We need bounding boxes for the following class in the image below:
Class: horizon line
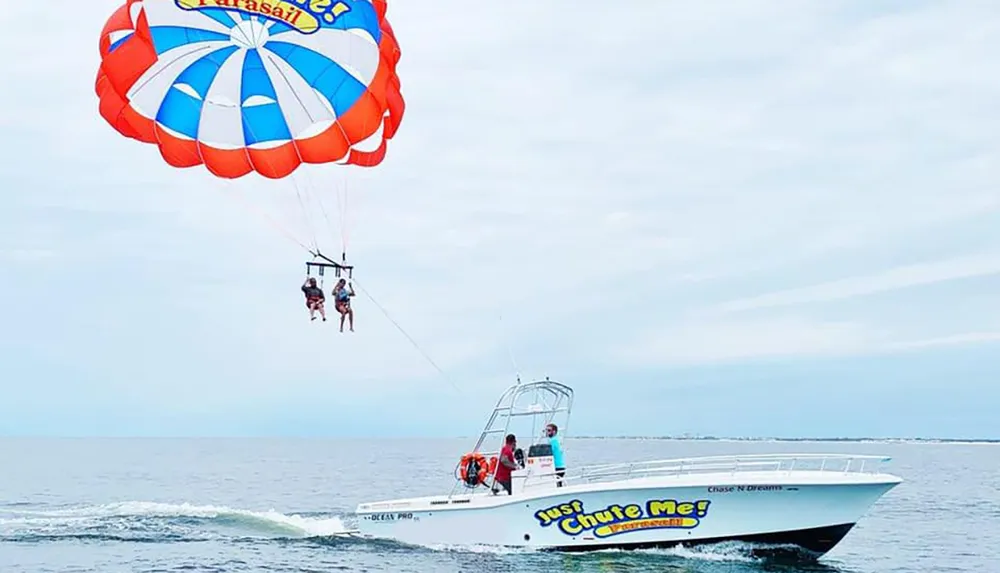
[1,435,997,443]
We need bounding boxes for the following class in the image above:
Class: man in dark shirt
[301,277,326,321]
[493,434,518,495]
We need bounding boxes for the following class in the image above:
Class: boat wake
[0,501,350,544]
[421,540,759,560]
[416,539,849,571]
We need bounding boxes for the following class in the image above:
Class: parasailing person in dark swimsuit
[302,277,326,321]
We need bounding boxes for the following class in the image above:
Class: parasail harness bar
[306,251,354,285]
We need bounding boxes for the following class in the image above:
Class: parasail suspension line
[350,276,464,396]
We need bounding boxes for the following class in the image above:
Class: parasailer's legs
[307,298,326,321]
[336,302,354,332]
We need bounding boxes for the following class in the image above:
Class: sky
[0,0,998,439]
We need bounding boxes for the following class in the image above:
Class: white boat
[354,378,902,557]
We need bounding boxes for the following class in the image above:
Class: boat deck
[356,453,900,513]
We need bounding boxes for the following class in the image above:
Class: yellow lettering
[559,517,582,535]
[329,1,349,18]
[647,500,677,517]
[578,513,598,529]
[536,499,710,537]
[609,505,626,520]
[593,510,615,524]
[697,500,710,516]
[175,0,321,33]
[309,0,330,12]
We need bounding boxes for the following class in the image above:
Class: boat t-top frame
[449,377,573,497]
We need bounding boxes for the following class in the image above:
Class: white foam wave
[1,501,349,538]
[565,543,758,563]
[423,542,539,555]
[412,539,762,562]
[655,542,759,562]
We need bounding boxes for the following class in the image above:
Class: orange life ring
[459,452,489,485]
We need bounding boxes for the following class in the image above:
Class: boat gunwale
[356,453,902,513]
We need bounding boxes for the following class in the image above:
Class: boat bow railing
[564,453,893,485]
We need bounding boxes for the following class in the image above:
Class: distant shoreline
[564,436,1000,444]
[1,436,997,443]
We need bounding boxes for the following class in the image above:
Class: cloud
[616,316,879,367]
[615,314,1000,368]
[1,0,999,436]
[885,331,1000,352]
[713,253,1000,313]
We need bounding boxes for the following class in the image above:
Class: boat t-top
[354,377,902,558]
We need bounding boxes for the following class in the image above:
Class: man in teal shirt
[546,423,565,486]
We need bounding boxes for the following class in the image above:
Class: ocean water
[1,437,997,573]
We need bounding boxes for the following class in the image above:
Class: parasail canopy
[96,0,405,180]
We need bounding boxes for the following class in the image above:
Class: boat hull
[355,477,899,556]
[548,522,856,556]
